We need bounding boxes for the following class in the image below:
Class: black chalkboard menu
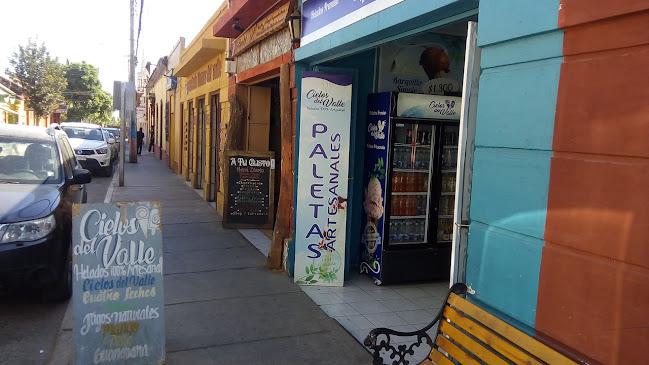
[223,150,275,229]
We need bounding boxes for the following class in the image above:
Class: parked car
[60,122,114,176]
[0,123,91,301]
[103,129,119,161]
[104,127,121,157]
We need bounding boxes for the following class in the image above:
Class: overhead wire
[135,0,144,66]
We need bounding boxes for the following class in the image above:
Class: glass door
[388,121,436,246]
[436,125,459,243]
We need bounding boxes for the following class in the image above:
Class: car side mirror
[72,168,92,184]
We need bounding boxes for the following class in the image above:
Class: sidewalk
[109,153,371,364]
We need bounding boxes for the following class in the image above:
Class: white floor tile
[366,288,405,301]
[330,282,363,293]
[321,303,360,317]
[395,309,435,326]
[335,290,374,303]
[394,287,431,299]
[335,314,375,331]
[381,298,420,311]
[364,312,410,327]
[422,286,449,299]
[309,292,345,305]
[411,296,444,310]
[348,300,392,315]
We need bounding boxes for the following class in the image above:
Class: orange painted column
[538,1,649,364]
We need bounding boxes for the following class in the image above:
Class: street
[0,169,113,365]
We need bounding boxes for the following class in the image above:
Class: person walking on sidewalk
[136,127,145,155]
[148,127,155,153]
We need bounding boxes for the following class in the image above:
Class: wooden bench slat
[439,320,510,365]
[435,333,482,365]
[447,293,575,365]
[427,348,456,365]
[443,305,544,365]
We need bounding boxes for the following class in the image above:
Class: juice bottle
[422,174,429,192]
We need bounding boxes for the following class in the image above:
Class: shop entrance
[196,98,206,189]
[354,17,480,286]
[209,94,220,202]
[188,101,194,181]
[255,78,281,217]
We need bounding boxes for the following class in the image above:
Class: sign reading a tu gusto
[294,71,352,287]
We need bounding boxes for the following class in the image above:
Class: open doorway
[188,101,194,181]
[196,98,206,189]
[209,93,220,202]
[255,78,281,221]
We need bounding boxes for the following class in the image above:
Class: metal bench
[364,283,586,365]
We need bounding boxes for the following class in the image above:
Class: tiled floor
[300,272,449,364]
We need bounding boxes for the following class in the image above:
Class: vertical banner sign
[72,202,165,364]
[360,92,392,282]
[294,71,352,286]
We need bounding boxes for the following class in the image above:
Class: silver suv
[60,122,113,176]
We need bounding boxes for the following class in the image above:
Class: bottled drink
[397,172,405,192]
[422,175,429,191]
[406,173,414,192]
[444,150,453,168]
[410,196,418,216]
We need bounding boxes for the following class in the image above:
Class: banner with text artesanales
[294,71,352,287]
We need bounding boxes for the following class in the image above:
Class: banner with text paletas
[72,202,164,365]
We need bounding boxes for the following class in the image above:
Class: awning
[174,39,228,77]
[0,105,18,115]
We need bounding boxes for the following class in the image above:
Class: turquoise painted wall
[467,0,562,327]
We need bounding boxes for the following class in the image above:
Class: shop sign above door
[232,3,290,57]
[302,0,404,45]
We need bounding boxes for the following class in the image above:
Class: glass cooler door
[436,125,459,244]
[388,121,436,246]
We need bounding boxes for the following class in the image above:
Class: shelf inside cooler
[394,143,433,148]
[443,145,458,149]
[440,192,455,195]
[392,192,428,195]
[390,240,426,245]
[391,215,427,219]
[441,169,456,173]
[393,169,430,173]
[438,215,454,219]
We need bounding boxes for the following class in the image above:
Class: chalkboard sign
[223,150,275,229]
[72,202,165,365]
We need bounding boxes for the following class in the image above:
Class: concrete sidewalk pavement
[105,153,371,364]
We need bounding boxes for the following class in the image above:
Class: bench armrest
[364,283,468,365]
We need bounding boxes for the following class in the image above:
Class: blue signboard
[302,0,403,44]
[360,92,391,282]
[72,202,165,365]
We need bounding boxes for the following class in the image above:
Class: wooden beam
[267,62,293,270]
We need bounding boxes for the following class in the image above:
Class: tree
[62,62,113,123]
[6,40,66,118]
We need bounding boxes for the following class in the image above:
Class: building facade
[146,57,168,161]
[174,4,230,210]
[213,0,299,270]
[291,0,649,363]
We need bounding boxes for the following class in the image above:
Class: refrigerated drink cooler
[360,92,461,284]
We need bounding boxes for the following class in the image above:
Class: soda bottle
[410,196,418,216]
[422,174,429,191]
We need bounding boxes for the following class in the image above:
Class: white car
[60,122,113,176]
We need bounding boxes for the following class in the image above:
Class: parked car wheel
[102,163,113,177]
[42,242,72,302]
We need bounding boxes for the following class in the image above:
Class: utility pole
[128,0,137,164]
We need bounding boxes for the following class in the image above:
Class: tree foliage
[6,40,66,118]
[63,62,113,123]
